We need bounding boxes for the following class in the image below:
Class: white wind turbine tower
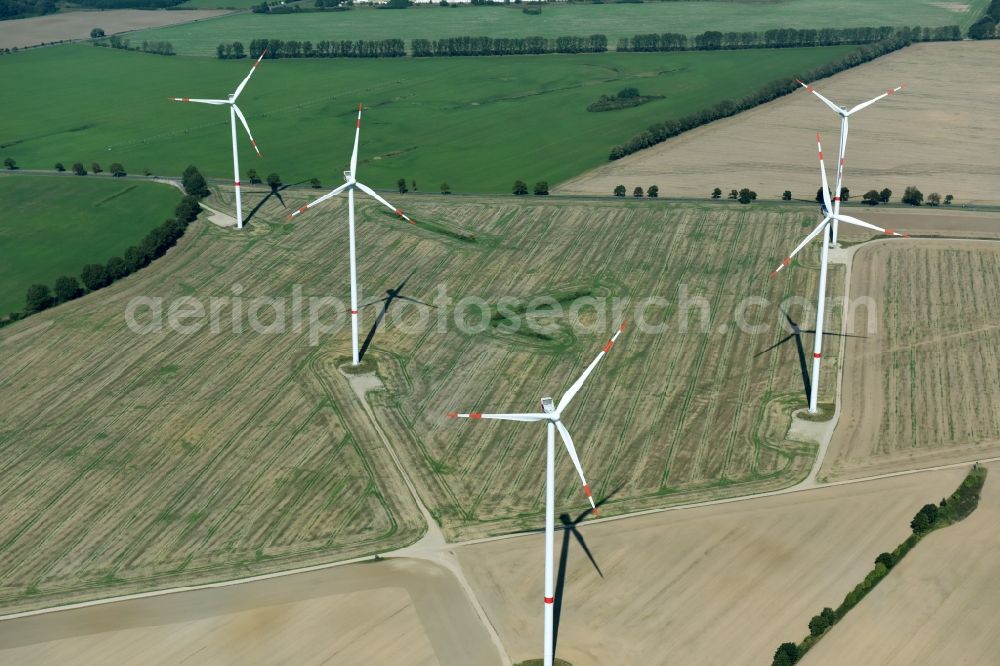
[796,78,905,246]
[772,134,906,414]
[289,104,415,366]
[169,50,267,230]
[448,321,627,666]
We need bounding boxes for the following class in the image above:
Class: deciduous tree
[633,186,643,197]
[25,284,52,313]
[397,178,408,193]
[182,165,209,197]
[534,181,549,195]
[613,184,626,197]
[72,162,86,176]
[440,182,451,194]
[513,180,528,195]
[879,187,892,203]
[782,190,792,201]
[54,276,83,303]
[711,187,722,199]
[902,185,923,206]
[647,185,659,198]
[80,264,110,291]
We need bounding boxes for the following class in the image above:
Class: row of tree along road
[216,23,961,60]
[770,465,988,666]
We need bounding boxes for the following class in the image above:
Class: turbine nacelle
[343,170,354,183]
[540,396,556,414]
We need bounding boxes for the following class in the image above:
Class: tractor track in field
[4,172,999,665]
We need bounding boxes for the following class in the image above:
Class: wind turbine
[448,321,626,666]
[169,50,267,230]
[772,134,906,414]
[289,104,415,366]
[795,78,904,246]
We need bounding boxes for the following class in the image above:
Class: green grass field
[0,175,181,317]
[145,0,986,56]
[1,44,856,194]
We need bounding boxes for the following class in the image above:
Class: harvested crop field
[0,557,503,665]
[558,41,1000,205]
[0,193,849,610]
[804,462,1000,665]
[456,466,969,666]
[821,239,1000,481]
[0,10,228,51]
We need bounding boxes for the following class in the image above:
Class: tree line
[969,0,1000,39]
[219,35,608,59]
[95,34,175,56]
[769,465,988,666]
[0,0,55,20]
[617,24,960,52]
[609,33,919,162]
[231,38,406,59]
[412,34,607,56]
[3,167,208,327]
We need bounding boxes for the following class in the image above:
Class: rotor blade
[288,181,352,218]
[816,133,833,213]
[232,49,267,101]
[446,412,547,422]
[554,421,597,514]
[169,98,228,105]
[556,321,627,413]
[847,84,904,115]
[770,217,830,276]
[350,103,362,177]
[795,79,843,115]
[232,105,261,157]
[355,181,414,224]
[833,213,905,237]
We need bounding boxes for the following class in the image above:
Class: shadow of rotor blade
[754,334,794,358]
[358,298,392,362]
[273,189,285,207]
[800,329,869,340]
[396,295,437,308]
[553,513,573,657]
[778,305,801,331]
[241,190,274,225]
[569,528,603,578]
[793,329,812,402]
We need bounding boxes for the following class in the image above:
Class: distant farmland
[0,44,857,193]
[140,0,986,57]
[0,175,180,318]
[0,193,859,611]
